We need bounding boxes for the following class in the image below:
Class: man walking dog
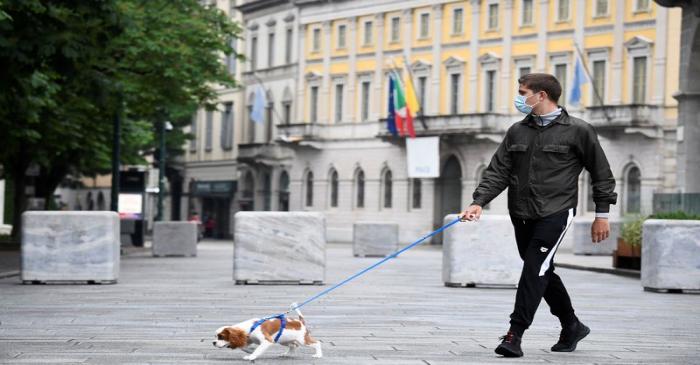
[460,73,617,358]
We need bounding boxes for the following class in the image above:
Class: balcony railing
[584,104,664,127]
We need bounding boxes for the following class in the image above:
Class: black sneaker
[495,331,523,357]
[551,321,590,352]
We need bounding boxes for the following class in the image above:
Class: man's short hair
[517,73,562,103]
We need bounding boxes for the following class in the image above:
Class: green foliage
[649,211,700,220]
[621,216,647,247]
[0,0,243,237]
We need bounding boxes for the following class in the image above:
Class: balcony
[584,104,665,138]
[237,143,295,165]
[276,121,380,144]
[378,113,512,141]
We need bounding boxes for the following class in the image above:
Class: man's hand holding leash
[459,204,483,222]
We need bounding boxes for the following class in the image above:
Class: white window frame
[625,37,653,105]
[594,0,609,17]
[312,27,321,52]
[332,76,346,123]
[520,0,534,26]
[556,0,571,22]
[479,53,500,112]
[418,12,430,39]
[337,24,347,49]
[487,2,499,30]
[444,57,465,115]
[452,7,464,35]
[357,74,373,122]
[363,20,373,46]
[587,49,609,106]
[390,16,401,43]
[549,52,571,105]
[634,0,651,12]
[411,60,432,113]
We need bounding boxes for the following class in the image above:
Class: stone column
[347,17,358,123]
[402,8,413,65]
[468,0,480,112]
[536,0,549,72]
[320,20,332,124]
[431,4,444,115]
[610,0,625,104]
[499,0,514,114]
[652,6,669,105]
[296,23,307,123]
[372,13,385,121]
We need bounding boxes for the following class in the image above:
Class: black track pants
[509,208,577,335]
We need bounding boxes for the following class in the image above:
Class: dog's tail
[290,302,305,324]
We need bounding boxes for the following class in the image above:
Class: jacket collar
[519,106,571,126]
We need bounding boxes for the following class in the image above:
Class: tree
[0,0,242,240]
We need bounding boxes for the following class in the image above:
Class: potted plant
[614,216,645,270]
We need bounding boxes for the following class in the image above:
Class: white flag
[406,137,439,178]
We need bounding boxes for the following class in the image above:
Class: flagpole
[573,42,612,123]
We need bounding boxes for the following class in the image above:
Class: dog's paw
[312,354,323,358]
[243,355,256,361]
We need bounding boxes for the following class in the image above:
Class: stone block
[21,211,120,284]
[152,222,197,257]
[233,212,325,284]
[642,219,700,291]
[442,214,521,287]
[353,222,399,257]
[572,218,622,255]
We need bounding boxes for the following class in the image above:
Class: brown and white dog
[213,304,322,361]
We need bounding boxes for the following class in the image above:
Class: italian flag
[391,71,416,138]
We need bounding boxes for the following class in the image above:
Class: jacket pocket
[542,144,570,153]
[507,144,528,152]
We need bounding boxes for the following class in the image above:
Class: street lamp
[156,120,173,221]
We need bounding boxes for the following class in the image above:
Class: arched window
[305,171,314,207]
[382,169,393,209]
[279,171,290,211]
[626,165,641,214]
[242,171,254,200]
[412,178,422,209]
[355,169,365,208]
[97,192,106,211]
[86,192,94,211]
[329,169,339,208]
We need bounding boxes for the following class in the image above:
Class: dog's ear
[224,328,248,349]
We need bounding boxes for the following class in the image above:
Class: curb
[0,270,19,279]
[557,262,641,278]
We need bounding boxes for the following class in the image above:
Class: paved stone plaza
[1,240,699,364]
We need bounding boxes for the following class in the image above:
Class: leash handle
[285,216,462,314]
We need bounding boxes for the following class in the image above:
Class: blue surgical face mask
[514,93,539,114]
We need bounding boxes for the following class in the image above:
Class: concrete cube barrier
[234,212,325,285]
[21,211,119,284]
[153,221,197,257]
[573,218,622,255]
[442,214,521,288]
[642,219,700,292]
[353,222,399,257]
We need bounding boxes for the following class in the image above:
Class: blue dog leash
[254,217,462,326]
[249,314,287,342]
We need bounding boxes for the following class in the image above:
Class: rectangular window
[595,0,608,16]
[267,32,275,68]
[227,38,237,75]
[361,81,370,121]
[312,28,321,51]
[522,0,533,25]
[391,17,400,42]
[310,86,319,123]
[453,8,464,34]
[363,21,373,45]
[285,28,293,64]
[419,13,430,38]
[250,36,258,71]
[412,179,422,209]
[488,4,499,29]
[189,115,197,152]
[633,56,647,103]
[283,103,291,125]
[205,110,213,151]
[592,60,606,106]
[519,66,531,78]
[558,0,570,21]
[221,102,233,150]
[247,106,255,143]
[418,76,427,111]
[636,0,650,11]
[335,84,344,123]
[450,73,460,114]
[555,63,567,105]
[265,103,273,142]
[486,70,496,112]
[337,24,346,48]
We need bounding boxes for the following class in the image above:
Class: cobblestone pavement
[1,240,698,364]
